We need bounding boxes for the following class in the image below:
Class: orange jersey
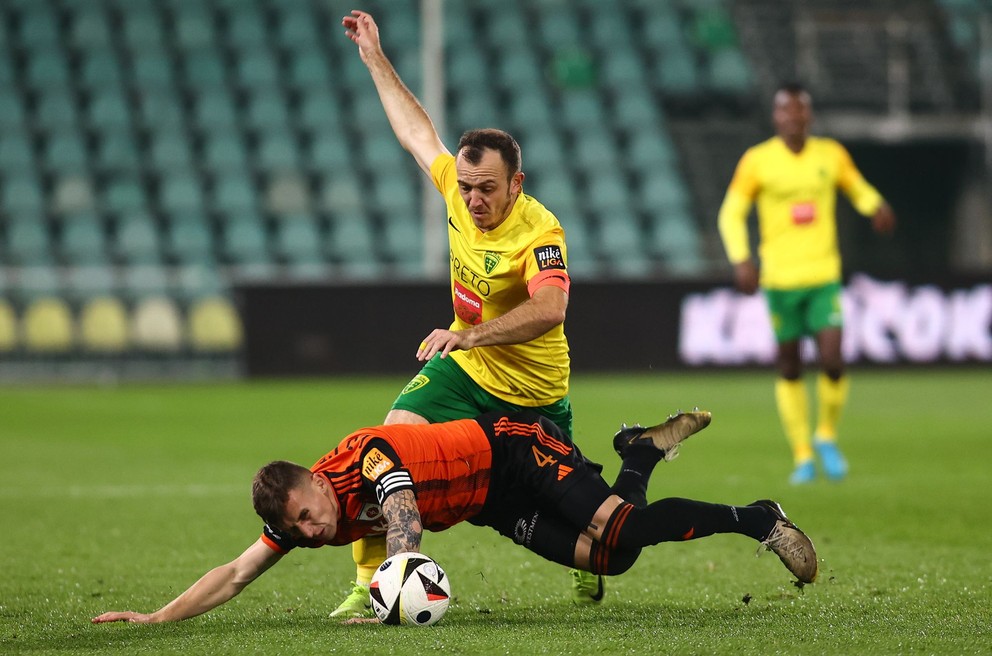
[262,420,492,553]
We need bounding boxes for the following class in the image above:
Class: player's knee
[590,546,640,575]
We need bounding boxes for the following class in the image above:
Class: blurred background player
[717,82,897,484]
[331,10,601,617]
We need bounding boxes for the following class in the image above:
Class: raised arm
[417,285,568,360]
[342,10,448,176]
[91,538,282,624]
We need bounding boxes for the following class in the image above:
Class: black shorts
[469,411,613,565]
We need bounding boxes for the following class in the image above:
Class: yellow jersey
[430,154,571,406]
[718,136,885,289]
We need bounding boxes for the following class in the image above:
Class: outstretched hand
[91,611,157,624]
[342,10,383,63]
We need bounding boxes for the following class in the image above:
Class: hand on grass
[91,611,157,624]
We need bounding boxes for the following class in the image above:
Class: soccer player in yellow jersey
[330,11,600,616]
[718,82,896,485]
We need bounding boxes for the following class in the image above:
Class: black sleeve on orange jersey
[262,523,297,553]
[359,437,415,505]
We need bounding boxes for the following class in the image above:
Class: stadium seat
[87,90,133,133]
[25,50,71,89]
[131,295,184,352]
[22,296,74,354]
[297,88,345,133]
[613,88,664,128]
[559,91,607,132]
[274,215,323,264]
[69,7,112,52]
[255,132,301,172]
[638,170,691,214]
[93,132,140,174]
[202,130,250,173]
[446,48,491,90]
[0,216,47,266]
[102,176,149,217]
[287,51,330,89]
[380,216,423,265]
[121,11,166,51]
[79,295,130,354]
[0,298,17,352]
[121,265,171,301]
[35,89,80,130]
[599,48,650,93]
[130,51,176,89]
[266,173,311,216]
[573,132,622,172]
[0,92,28,130]
[43,132,89,174]
[187,295,243,353]
[212,172,258,216]
[450,90,503,136]
[12,265,63,303]
[0,133,36,172]
[51,175,97,216]
[371,174,419,219]
[18,8,61,49]
[173,9,216,52]
[707,48,754,95]
[221,217,270,265]
[225,10,268,51]
[318,171,363,214]
[64,265,118,302]
[584,172,633,217]
[175,263,224,302]
[653,49,701,96]
[495,50,544,90]
[159,172,206,215]
[182,48,227,89]
[307,133,351,173]
[165,215,215,265]
[276,9,321,51]
[114,214,162,265]
[79,49,125,89]
[235,51,281,90]
[136,91,184,130]
[326,211,376,264]
[244,91,293,132]
[59,214,108,266]
[536,7,583,50]
[362,133,410,172]
[518,130,567,172]
[148,130,195,172]
[626,128,679,169]
[193,90,239,130]
[2,175,45,217]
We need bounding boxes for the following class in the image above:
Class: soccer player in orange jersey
[92,409,818,626]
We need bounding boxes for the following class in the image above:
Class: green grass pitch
[1,369,990,655]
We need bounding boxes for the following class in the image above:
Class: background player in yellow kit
[717,82,896,485]
[330,10,599,616]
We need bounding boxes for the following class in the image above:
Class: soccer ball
[369,552,451,626]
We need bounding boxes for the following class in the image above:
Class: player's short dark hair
[252,460,311,527]
[456,128,522,180]
[776,81,809,97]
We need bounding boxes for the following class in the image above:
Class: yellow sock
[815,373,850,442]
[353,535,389,586]
[775,378,812,464]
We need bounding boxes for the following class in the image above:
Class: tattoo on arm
[382,489,422,556]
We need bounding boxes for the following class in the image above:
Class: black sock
[617,498,774,546]
[611,445,662,507]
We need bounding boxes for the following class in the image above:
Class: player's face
[280,474,338,544]
[772,90,812,142]
[455,148,523,232]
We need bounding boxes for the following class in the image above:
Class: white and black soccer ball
[369,552,451,626]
